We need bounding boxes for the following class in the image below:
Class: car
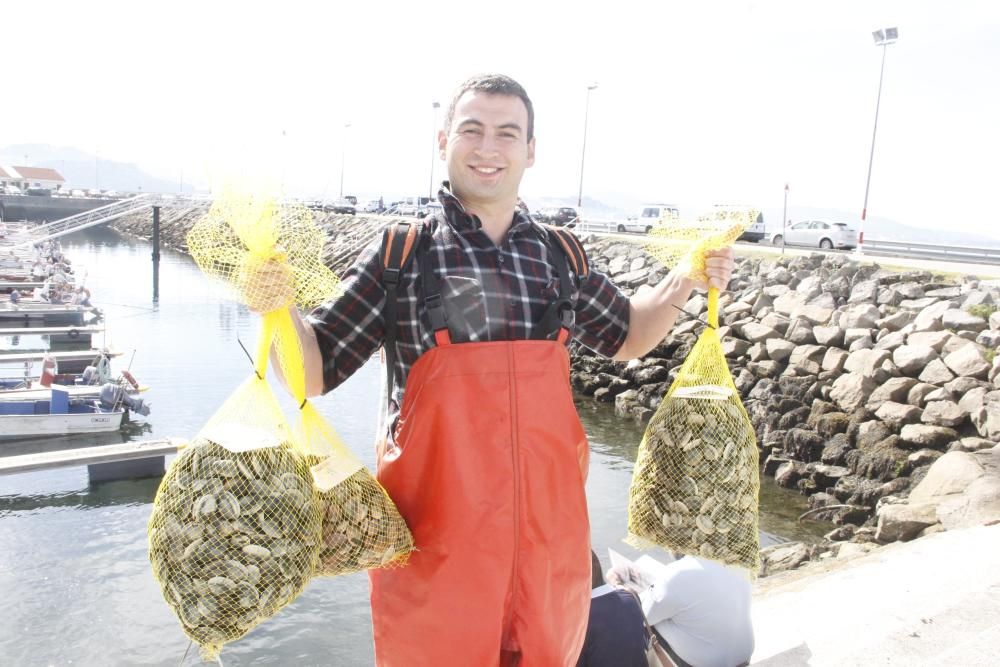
[26,187,52,196]
[618,204,679,233]
[701,205,766,243]
[361,199,383,213]
[535,207,579,227]
[325,199,356,215]
[771,220,857,250]
[70,189,87,197]
[344,195,358,206]
[2,185,24,195]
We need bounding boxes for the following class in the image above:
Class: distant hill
[0,143,193,194]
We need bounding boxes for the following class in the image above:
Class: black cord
[236,336,264,380]
[670,303,717,330]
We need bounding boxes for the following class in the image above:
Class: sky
[5,0,1000,238]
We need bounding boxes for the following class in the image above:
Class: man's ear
[526,136,536,168]
[438,129,447,160]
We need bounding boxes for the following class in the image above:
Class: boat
[0,303,99,326]
[0,349,122,375]
[0,385,127,440]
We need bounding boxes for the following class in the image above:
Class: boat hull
[0,410,125,440]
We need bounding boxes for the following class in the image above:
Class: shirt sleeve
[305,237,387,394]
[573,265,630,358]
[640,564,689,626]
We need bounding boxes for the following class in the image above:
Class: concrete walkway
[750,523,1000,666]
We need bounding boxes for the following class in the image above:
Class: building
[0,165,66,191]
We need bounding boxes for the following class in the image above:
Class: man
[577,551,650,667]
[609,555,754,667]
[255,74,734,666]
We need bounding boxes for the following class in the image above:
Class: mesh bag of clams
[187,192,413,577]
[626,210,761,572]
[148,376,322,661]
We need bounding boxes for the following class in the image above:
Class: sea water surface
[0,226,826,666]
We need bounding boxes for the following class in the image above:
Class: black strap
[380,222,422,403]
[536,230,578,340]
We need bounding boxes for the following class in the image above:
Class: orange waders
[369,225,592,666]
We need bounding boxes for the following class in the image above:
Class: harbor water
[0,226,827,666]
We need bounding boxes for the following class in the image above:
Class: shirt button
[498,255,505,265]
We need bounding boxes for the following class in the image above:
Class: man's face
[439,91,535,208]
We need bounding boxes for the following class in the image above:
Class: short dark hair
[444,74,534,142]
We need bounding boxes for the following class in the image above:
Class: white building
[0,165,66,191]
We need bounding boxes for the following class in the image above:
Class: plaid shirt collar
[436,182,535,237]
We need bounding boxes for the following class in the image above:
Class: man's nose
[474,131,501,158]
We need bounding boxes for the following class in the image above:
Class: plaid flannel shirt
[307,183,630,413]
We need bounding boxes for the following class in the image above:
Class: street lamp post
[429,101,440,200]
[577,83,598,216]
[782,183,789,255]
[859,26,898,256]
[339,122,352,199]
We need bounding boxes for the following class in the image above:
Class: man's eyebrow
[456,119,485,128]
[498,122,523,133]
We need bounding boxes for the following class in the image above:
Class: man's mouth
[471,166,502,175]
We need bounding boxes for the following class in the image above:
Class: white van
[617,204,680,234]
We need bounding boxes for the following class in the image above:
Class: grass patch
[968,304,998,320]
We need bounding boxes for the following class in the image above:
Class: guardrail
[861,239,1000,266]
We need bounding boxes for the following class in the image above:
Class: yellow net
[147,376,323,661]
[187,192,414,578]
[627,208,761,572]
[645,206,755,283]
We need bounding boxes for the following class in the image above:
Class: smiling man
[258,73,734,666]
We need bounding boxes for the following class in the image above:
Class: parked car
[70,189,87,197]
[26,187,52,196]
[618,204,679,233]
[770,220,857,250]
[701,205,766,243]
[361,199,382,213]
[325,199,356,215]
[535,207,579,227]
[2,185,23,195]
[417,202,443,219]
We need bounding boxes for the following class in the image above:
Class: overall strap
[539,225,591,343]
[419,244,451,347]
[380,221,422,403]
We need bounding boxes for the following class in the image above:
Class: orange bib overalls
[369,224,592,666]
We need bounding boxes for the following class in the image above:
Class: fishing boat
[0,303,99,326]
[0,385,127,440]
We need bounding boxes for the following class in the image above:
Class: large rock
[910,452,985,503]
[822,348,849,373]
[873,330,907,351]
[844,348,892,381]
[875,401,923,427]
[765,338,796,363]
[899,424,959,450]
[900,297,939,312]
[911,301,956,332]
[813,325,845,347]
[867,377,919,410]
[971,391,1000,440]
[848,279,879,304]
[830,374,878,413]
[788,344,826,374]
[926,286,961,298]
[991,311,1000,331]
[918,359,956,385]
[891,282,926,300]
[840,304,881,330]
[942,309,988,333]
[892,345,939,377]
[741,322,781,343]
[792,305,834,325]
[759,542,813,576]
[877,310,914,332]
[875,501,939,542]
[843,328,872,349]
[943,344,991,379]
[722,338,751,358]
[773,291,808,316]
[796,275,824,298]
[907,330,951,352]
[907,382,939,407]
[921,400,968,427]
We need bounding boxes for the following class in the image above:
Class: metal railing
[860,238,1000,265]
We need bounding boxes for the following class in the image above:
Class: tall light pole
[859,26,898,255]
[429,101,440,200]
[782,183,789,255]
[577,83,598,213]
[339,121,351,199]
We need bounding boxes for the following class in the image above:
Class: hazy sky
[6,1,1000,237]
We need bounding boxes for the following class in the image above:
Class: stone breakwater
[111,210,1000,576]
[574,234,1000,575]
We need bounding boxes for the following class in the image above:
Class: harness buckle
[383,267,401,287]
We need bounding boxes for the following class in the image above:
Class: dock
[0,437,186,482]
[0,325,104,336]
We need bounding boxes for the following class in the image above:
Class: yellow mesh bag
[147,375,323,661]
[627,209,761,573]
[187,193,414,578]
